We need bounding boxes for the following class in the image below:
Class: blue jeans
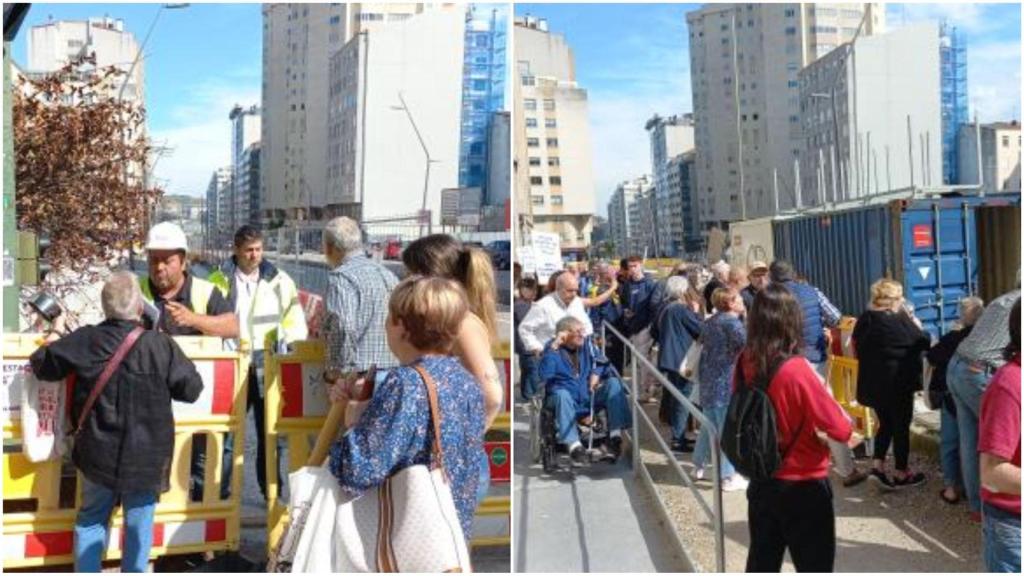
[939,402,962,490]
[547,376,631,446]
[75,476,157,573]
[983,502,1021,573]
[661,371,693,443]
[519,353,541,401]
[948,354,994,513]
[693,404,735,479]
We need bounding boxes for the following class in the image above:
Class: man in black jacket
[30,271,203,572]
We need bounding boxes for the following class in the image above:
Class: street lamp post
[392,92,438,237]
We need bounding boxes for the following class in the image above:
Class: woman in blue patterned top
[328,276,486,539]
[693,286,748,492]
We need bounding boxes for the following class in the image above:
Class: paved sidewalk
[512,400,687,573]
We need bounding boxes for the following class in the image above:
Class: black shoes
[608,437,623,461]
[570,445,588,465]
[670,439,694,454]
[869,469,926,491]
[892,471,926,488]
[868,469,896,492]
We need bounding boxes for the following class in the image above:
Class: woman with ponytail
[402,235,503,428]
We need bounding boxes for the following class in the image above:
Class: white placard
[518,245,536,276]
[2,360,30,424]
[531,232,563,284]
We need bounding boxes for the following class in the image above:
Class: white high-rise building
[204,167,233,249]
[260,3,425,225]
[687,3,885,228]
[515,16,596,253]
[799,22,942,204]
[607,175,654,258]
[27,17,144,104]
[325,6,465,229]
[646,114,695,256]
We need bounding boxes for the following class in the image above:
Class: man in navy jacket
[540,316,631,463]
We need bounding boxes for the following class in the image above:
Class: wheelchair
[528,342,620,474]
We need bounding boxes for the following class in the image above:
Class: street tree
[13,54,161,295]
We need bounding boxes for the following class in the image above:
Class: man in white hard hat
[140,222,238,338]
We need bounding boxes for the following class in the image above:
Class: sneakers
[841,469,869,488]
[570,445,588,466]
[868,469,896,492]
[693,467,706,482]
[670,439,694,454]
[892,471,926,488]
[722,475,750,492]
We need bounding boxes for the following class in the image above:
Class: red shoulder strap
[75,326,145,436]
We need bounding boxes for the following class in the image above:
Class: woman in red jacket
[739,284,856,572]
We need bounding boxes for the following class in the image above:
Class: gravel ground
[636,403,985,573]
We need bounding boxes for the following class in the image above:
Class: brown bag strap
[75,326,145,436]
[412,364,446,477]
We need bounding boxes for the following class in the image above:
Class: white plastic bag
[268,465,341,573]
[679,340,703,383]
[20,376,66,463]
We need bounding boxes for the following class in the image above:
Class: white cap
[146,221,188,251]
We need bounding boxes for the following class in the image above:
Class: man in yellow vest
[140,222,239,503]
[208,225,308,501]
[140,222,238,337]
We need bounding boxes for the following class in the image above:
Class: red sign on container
[485,441,511,483]
[912,224,933,248]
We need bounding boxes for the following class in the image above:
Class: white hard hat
[146,221,188,251]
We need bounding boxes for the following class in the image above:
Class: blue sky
[516,3,1023,216]
[13,4,264,198]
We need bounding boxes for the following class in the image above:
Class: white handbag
[271,364,472,573]
[679,340,703,383]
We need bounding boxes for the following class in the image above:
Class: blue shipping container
[772,194,1020,339]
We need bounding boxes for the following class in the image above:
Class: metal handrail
[603,322,726,572]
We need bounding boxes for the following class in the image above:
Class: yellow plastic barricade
[264,340,512,557]
[2,334,248,569]
[826,355,877,439]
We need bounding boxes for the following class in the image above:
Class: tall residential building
[646,114,695,257]
[687,3,884,228]
[27,17,144,104]
[666,150,702,253]
[958,121,1022,194]
[515,16,596,252]
[799,22,942,203]
[260,3,425,225]
[460,5,507,194]
[204,167,232,250]
[235,144,262,229]
[230,104,261,178]
[606,175,654,258]
[939,21,968,185]
[326,6,465,228]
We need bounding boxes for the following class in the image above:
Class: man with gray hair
[30,271,203,572]
[320,217,399,393]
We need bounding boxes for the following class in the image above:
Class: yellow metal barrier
[826,355,877,439]
[2,334,248,569]
[264,340,512,557]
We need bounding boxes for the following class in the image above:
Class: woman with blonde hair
[852,278,932,490]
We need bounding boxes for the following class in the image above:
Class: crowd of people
[514,256,1020,573]
[29,218,503,571]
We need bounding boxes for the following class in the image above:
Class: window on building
[785,26,797,35]
[547,138,559,148]
[524,98,537,111]
[526,118,538,128]
[551,195,564,206]
[841,9,862,19]
[543,99,556,111]
[532,195,545,206]
[329,15,341,24]
[527,137,539,147]
[550,176,562,186]
[530,176,543,185]
[545,118,557,128]
[529,157,541,166]
[842,27,859,35]
[522,75,536,86]
[548,157,561,167]
[1003,135,1010,147]
[788,80,798,88]
[473,79,487,90]
[784,8,796,17]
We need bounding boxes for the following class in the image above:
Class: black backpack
[721,356,800,482]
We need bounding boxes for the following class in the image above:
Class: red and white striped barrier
[171,359,236,419]
[279,361,329,419]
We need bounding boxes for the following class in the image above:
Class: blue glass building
[459,5,507,199]
[939,21,968,185]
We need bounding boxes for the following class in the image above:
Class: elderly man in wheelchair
[534,316,631,470]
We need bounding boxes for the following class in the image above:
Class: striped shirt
[321,253,400,372]
[956,290,1020,371]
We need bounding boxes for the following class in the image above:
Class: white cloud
[149,79,259,197]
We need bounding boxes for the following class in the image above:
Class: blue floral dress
[697,312,747,409]
[328,355,486,538]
